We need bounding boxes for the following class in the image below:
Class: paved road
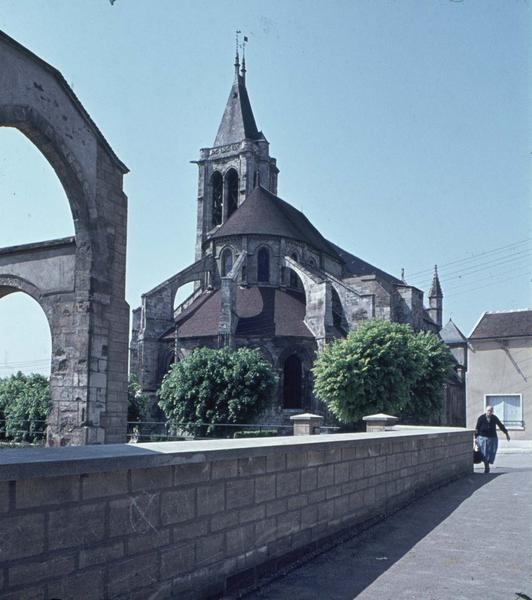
[243,454,532,600]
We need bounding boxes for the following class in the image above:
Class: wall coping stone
[0,427,473,481]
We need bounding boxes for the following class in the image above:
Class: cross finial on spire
[234,30,241,79]
[401,268,406,283]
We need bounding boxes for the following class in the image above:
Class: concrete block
[126,527,171,554]
[160,542,195,579]
[49,502,106,550]
[160,488,195,525]
[226,479,254,509]
[307,488,326,505]
[363,458,377,477]
[317,499,334,523]
[286,451,308,470]
[131,466,173,491]
[175,462,210,484]
[254,474,276,503]
[47,568,105,600]
[0,481,10,513]
[197,482,225,516]
[16,475,79,509]
[255,516,277,546]
[276,471,300,498]
[301,504,318,529]
[307,449,326,466]
[266,498,287,517]
[0,586,45,600]
[0,513,45,560]
[266,453,286,473]
[301,467,317,492]
[239,504,266,523]
[107,553,159,598]
[109,493,161,536]
[81,470,128,499]
[210,510,239,532]
[211,459,238,480]
[317,464,334,488]
[334,462,350,484]
[277,510,301,536]
[287,494,308,510]
[195,532,224,565]
[226,523,255,555]
[325,484,343,500]
[238,456,266,476]
[174,519,209,541]
[79,540,124,568]
[9,552,76,586]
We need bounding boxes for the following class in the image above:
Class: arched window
[221,248,233,277]
[283,354,303,409]
[289,253,299,288]
[332,287,347,334]
[308,257,317,269]
[211,171,223,226]
[257,247,270,283]
[226,169,239,219]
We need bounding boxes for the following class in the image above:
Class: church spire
[213,40,261,147]
[428,265,443,328]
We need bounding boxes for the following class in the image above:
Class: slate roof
[328,242,403,285]
[211,186,341,259]
[168,286,314,339]
[469,310,532,340]
[440,319,467,345]
[213,74,262,146]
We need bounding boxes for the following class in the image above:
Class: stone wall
[0,428,472,599]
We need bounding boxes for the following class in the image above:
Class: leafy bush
[312,320,452,424]
[233,429,279,439]
[158,347,276,436]
[0,372,49,442]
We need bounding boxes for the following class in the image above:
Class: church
[130,50,464,424]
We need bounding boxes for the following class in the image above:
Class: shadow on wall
[244,472,499,599]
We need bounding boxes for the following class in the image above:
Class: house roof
[440,318,467,344]
[211,186,341,259]
[213,73,262,146]
[469,309,532,340]
[328,242,403,285]
[168,286,314,339]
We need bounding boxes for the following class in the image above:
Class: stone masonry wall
[0,428,472,599]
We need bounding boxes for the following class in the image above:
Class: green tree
[312,320,452,424]
[158,347,276,436]
[0,372,49,442]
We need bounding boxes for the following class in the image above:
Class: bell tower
[193,44,278,260]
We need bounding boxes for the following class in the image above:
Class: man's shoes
[484,464,490,473]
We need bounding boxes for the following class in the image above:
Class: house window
[221,248,233,277]
[257,247,270,283]
[485,394,523,429]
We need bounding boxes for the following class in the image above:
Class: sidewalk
[241,453,532,600]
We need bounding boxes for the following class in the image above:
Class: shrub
[312,320,452,424]
[158,347,276,436]
[0,372,49,442]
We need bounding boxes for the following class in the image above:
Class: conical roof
[213,74,262,146]
[440,318,467,344]
[211,185,341,259]
[429,267,443,297]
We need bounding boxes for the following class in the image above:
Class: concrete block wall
[0,428,472,599]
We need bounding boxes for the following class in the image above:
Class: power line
[443,264,531,293]
[407,237,532,280]
[445,272,531,298]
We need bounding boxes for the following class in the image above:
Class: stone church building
[130,53,464,424]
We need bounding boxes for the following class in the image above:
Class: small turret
[428,265,443,328]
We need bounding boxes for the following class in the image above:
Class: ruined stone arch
[0,32,129,445]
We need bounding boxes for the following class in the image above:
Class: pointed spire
[429,264,443,298]
[241,35,247,84]
[401,268,406,284]
[213,39,261,147]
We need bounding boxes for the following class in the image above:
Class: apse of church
[130,48,460,424]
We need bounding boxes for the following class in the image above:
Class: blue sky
[0,0,530,376]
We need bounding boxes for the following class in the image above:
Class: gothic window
[257,247,270,283]
[308,257,317,269]
[290,253,299,288]
[211,171,223,226]
[283,354,303,409]
[332,287,347,334]
[221,248,233,277]
[226,169,239,219]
